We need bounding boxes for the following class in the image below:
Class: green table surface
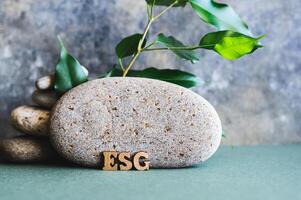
[0,145,300,200]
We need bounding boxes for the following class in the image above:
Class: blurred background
[0,0,300,145]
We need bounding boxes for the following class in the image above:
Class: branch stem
[118,58,125,71]
[122,19,152,77]
[142,44,214,51]
[153,1,177,21]
[144,40,157,49]
[122,1,176,77]
[122,53,140,77]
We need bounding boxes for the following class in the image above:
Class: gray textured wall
[0,0,300,145]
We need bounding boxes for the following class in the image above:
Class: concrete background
[0,0,300,145]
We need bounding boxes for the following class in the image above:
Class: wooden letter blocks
[102,151,149,171]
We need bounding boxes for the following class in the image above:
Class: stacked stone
[0,75,63,163]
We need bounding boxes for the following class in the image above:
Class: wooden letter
[118,152,133,171]
[102,151,118,170]
[133,151,149,171]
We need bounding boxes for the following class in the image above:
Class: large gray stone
[50,78,222,168]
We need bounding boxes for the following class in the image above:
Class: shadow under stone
[0,159,91,170]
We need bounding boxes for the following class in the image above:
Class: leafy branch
[114,0,264,80]
[122,1,178,77]
[54,0,265,94]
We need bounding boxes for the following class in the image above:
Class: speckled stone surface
[50,78,222,168]
[10,106,50,137]
[1,0,301,145]
[0,136,60,163]
[32,90,58,108]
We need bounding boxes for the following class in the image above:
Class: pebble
[32,90,58,108]
[35,75,55,90]
[11,106,50,136]
[50,77,222,168]
[35,67,88,91]
[0,136,61,163]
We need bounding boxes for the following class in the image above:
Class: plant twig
[138,20,153,52]
[150,0,156,18]
[142,44,214,51]
[122,52,140,77]
[122,20,152,77]
[144,40,158,49]
[147,5,151,19]
[118,58,125,71]
[153,1,177,21]
[122,1,176,77]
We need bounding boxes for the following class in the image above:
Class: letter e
[102,151,118,170]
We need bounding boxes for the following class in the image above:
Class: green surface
[0,145,300,200]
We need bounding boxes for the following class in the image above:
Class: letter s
[119,152,133,170]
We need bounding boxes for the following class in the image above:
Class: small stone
[35,75,55,90]
[11,106,49,136]
[50,77,222,168]
[35,67,88,91]
[32,90,58,108]
[0,136,61,163]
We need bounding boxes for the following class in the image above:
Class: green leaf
[100,66,199,88]
[115,34,147,58]
[199,31,264,60]
[146,0,188,7]
[189,0,253,36]
[54,37,88,94]
[156,33,199,63]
